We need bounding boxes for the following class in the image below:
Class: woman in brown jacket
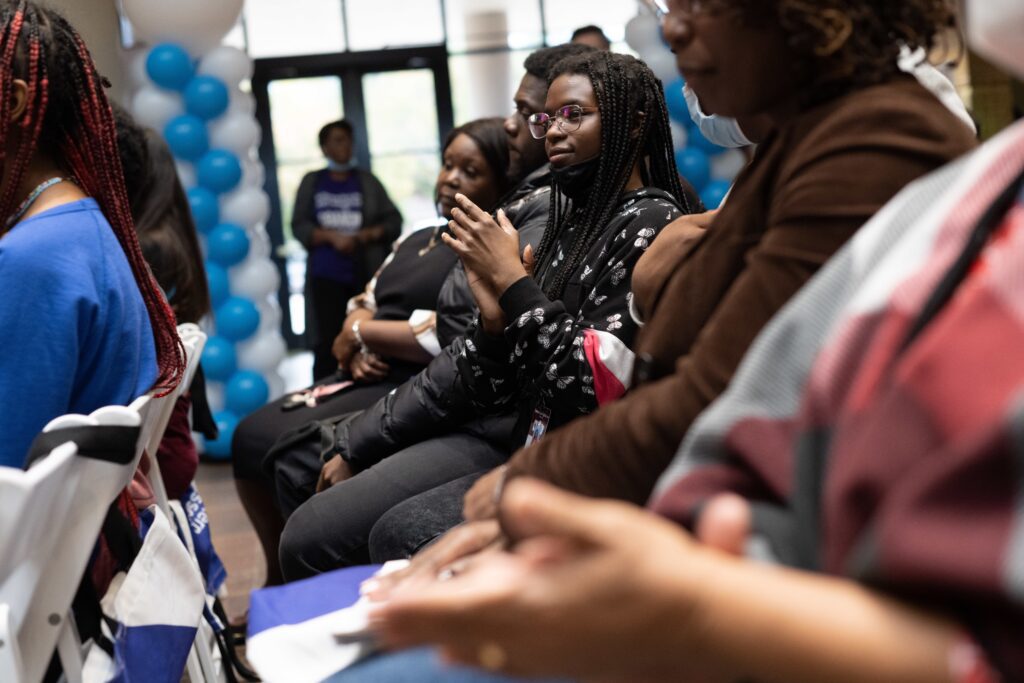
[365,0,978,587]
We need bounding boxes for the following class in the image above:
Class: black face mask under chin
[551,157,600,201]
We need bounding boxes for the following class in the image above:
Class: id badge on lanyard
[524,406,552,447]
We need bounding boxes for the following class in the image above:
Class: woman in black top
[232,117,511,586]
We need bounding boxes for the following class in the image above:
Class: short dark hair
[523,43,596,82]
[318,119,354,147]
[442,117,513,210]
[571,25,610,47]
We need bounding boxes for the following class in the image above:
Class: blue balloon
[701,179,733,210]
[203,410,240,459]
[188,187,220,234]
[146,43,194,91]
[207,223,249,267]
[675,147,711,193]
[197,149,242,194]
[686,122,722,155]
[205,261,230,307]
[201,336,237,382]
[216,296,260,342]
[184,75,230,121]
[664,77,689,125]
[225,370,270,415]
[164,115,209,162]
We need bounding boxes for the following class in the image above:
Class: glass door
[253,46,454,348]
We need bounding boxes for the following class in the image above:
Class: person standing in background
[570,25,611,51]
[293,120,402,381]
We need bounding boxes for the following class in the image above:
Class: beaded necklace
[5,177,73,229]
[418,221,447,257]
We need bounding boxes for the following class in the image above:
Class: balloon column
[625,11,746,209]
[123,0,287,459]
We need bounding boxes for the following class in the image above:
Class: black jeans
[367,473,482,563]
[310,277,360,382]
[231,374,398,489]
[276,432,508,581]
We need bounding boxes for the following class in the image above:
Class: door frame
[252,45,455,348]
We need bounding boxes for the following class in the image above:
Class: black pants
[368,473,482,563]
[231,374,399,490]
[276,432,508,581]
[310,277,360,382]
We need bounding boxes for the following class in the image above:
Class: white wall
[48,0,126,101]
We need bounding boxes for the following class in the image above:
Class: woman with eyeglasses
[276,50,700,579]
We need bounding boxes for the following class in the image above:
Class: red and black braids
[0,1,184,395]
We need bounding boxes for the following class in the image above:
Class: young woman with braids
[0,1,182,468]
[276,51,699,579]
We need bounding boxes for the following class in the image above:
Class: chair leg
[0,603,25,683]
[194,618,224,682]
[55,611,84,683]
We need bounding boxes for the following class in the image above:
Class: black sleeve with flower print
[457,190,684,418]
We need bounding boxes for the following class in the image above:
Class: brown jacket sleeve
[504,77,977,504]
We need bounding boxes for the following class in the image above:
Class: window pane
[445,0,543,52]
[245,0,345,58]
[345,0,444,51]
[268,76,343,235]
[363,69,441,233]
[363,70,439,156]
[370,154,441,234]
[543,0,637,46]
[449,49,532,125]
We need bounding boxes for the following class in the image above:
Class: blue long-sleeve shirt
[0,198,158,468]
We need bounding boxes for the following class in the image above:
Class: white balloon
[257,298,283,333]
[710,148,748,181]
[205,380,225,413]
[236,332,287,374]
[670,121,689,151]
[240,157,266,188]
[208,111,261,155]
[265,372,285,402]
[198,46,254,86]
[127,48,152,90]
[229,88,257,117]
[625,14,662,54]
[246,226,272,260]
[123,0,244,57]
[131,85,183,131]
[643,49,680,84]
[230,257,281,301]
[175,161,197,189]
[223,186,272,228]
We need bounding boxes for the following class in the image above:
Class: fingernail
[455,193,465,201]
[360,579,380,595]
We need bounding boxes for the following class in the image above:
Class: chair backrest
[145,325,207,512]
[6,402,153,683]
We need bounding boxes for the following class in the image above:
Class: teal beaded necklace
[5,177,73,229]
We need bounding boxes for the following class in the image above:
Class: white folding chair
[0,441,80,682]
[0,401,148,683]
[145,326,206,515]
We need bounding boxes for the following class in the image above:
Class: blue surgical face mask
[327,159,357,173]
[683,84,752,149]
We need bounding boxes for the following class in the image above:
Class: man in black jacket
[269,44,596,578]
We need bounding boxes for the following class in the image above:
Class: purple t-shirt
[309,170,363,283]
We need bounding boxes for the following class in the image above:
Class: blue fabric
[247,564,380,638]
[0,198,158,468]
[326,648,572,683]
[310,170,363,283]
[180,485,228,594]
[110,623,197,683]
